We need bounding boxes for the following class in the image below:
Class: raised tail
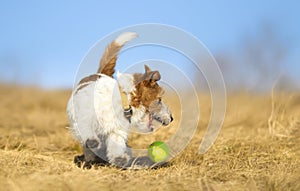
[97,32,138,77]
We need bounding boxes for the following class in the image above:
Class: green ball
[148,141,169,163]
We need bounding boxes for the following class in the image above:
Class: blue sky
[0,0,299,88]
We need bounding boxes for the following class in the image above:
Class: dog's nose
[161,115,173,126]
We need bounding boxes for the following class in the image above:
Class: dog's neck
[117,72,135,122]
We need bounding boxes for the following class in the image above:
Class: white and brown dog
[67,32,173,168]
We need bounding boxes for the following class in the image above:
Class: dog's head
[126,65,173,133]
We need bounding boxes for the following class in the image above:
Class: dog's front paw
[127,156,168,169]
[126,156,154,169]
[110,154,131,168]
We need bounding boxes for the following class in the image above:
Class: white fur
[67,74,131,162]
[116,71,135,94]
[114,32,137,46]
[67,72,173,169]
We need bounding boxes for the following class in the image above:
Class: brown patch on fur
[130,65,162,110]
[78,74,101,85]
[97,41,122,77]
[97,33,136,77]
[75,74,101,94]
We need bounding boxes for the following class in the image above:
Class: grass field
[0,84,299,191]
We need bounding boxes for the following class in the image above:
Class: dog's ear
[144,65,161,81]
[144,65,151,73]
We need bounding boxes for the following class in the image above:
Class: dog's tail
[97,32,138,77]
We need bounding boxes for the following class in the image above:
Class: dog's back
[67,32,137,144]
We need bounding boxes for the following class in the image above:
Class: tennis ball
[148,141,169,163]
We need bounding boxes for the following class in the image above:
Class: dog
[66,32,173,169]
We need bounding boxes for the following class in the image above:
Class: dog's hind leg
[106,133,131,168]
[79,138,108,169]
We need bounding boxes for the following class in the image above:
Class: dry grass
[0,84,299,191]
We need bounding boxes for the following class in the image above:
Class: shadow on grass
[74,154,172,170]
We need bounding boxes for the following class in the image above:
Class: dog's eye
[158,97,162,103]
